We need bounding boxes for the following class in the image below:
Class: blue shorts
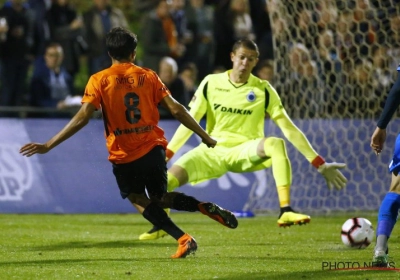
[389,133,400,174]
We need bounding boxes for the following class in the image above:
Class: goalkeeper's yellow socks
[277,185,290,208]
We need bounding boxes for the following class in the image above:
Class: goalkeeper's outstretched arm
[273,110,347,190]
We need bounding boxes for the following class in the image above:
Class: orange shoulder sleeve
[82,75,102,109]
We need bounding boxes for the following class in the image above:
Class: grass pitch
[0,212,399,280]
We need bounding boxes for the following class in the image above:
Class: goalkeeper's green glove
[312,156,347,190]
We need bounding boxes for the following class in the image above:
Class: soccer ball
[341,217,375,249]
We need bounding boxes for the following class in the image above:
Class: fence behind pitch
[0,118,394,214]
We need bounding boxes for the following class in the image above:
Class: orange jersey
[82,63,169,164]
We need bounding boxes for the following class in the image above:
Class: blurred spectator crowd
[0,0,399,119]
[0,0,129,117]
[270,0,400,119]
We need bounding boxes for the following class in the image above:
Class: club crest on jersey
[246,91,256,102]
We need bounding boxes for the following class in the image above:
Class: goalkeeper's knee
[264,137,288,159]
[167,171,180,192]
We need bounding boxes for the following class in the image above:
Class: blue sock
[377,192,400,237]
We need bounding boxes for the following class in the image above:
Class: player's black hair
[232,39,259,55]
[106,27,138,61]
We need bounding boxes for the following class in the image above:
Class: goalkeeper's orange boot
[198,202,238,229]
[171,233,197,259]
[277,211,311,228]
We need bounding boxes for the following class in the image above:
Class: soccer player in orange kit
[20,27,237,259]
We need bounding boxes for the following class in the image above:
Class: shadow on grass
[212,268,400,280]
[28,240,174,251]
[0,257,172,267]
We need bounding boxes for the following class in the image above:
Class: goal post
[244,0,400,213]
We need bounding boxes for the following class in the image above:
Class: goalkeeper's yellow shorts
[173,138,271,185]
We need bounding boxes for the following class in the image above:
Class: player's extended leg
[258,137,311,227]
[138,168,186,240]
[116,145,235,256]
[373,134,400,267]
[139,166,238,239]
[135,186,238,237]
[135,204,169,240]
[158,191,238,229]
[127,193,197,258]
[373,173,400,267]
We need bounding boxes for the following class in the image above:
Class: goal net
[245,0,400,213]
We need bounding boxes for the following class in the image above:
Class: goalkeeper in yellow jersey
[138,38,348,240]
